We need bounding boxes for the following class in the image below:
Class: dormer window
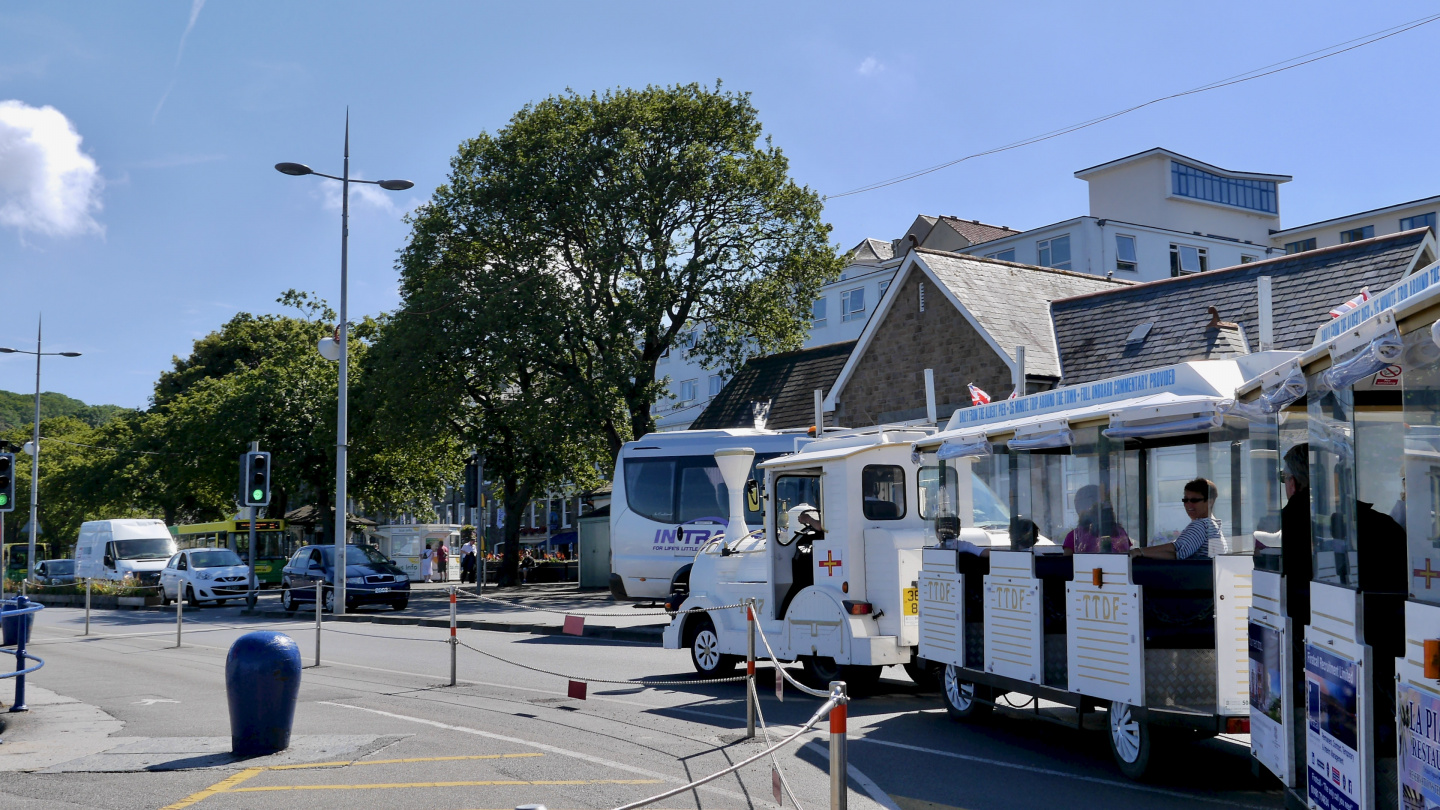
[1171,161,1277,214]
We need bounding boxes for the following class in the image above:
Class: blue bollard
[225,631,302,756]
[1,596,32,648]
[7,595,31,712]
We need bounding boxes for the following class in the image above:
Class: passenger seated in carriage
[1132,478,1219,560]
[1062,484,1132,554]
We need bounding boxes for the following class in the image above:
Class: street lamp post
[0,316,82,585]
[276,110,412,615]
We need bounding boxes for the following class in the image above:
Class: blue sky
[2,1,1438,409]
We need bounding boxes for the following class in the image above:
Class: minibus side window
[624,457,677,522]
[677,461,726,523]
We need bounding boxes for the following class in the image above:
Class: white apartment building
[652,147,1294,429]
[1270,194,1439,254]
[956,149,1289,281]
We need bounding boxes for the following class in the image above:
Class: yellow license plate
[903,587,918,616]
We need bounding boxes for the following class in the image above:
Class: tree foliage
[413,82,842,457]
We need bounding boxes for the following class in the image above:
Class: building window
[1285,238,1316,254]
[841,287,866,322]
[811,297,827,327]
[1401,212,1437,233]
[1170,161,1277,214]
[1169,243,1208,276]
[1114,234,1138,273]
[878,279,891,298]
[985,248,1016,262]
[679,379,698,403]
[708,375,725,397]
[1037,235,1071,270]
[1339,225,1374,243]
[1240,254,1258,264]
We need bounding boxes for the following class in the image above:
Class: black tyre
[687,615,736,677]
[215,599,227,606]
[185,585,200,608]
[1107,700,1154,780]
[942,665,992,720]
[322,587,336,613]
[904,657,944,690]
[801,654,843,686]
[393,598,409,611]
[281,587,297,611]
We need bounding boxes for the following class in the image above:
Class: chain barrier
[749,676,805,810]
[456,639,748,686]
[753,620,831,699]
[454,588,746,617]
[610,695,839,810]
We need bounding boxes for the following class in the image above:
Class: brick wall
[834,268,1014,428]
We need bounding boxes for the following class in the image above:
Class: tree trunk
[500,477,532,587]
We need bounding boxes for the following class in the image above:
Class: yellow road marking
[231,778,662,792]
[160,767,264,810]
[267,752,543,770]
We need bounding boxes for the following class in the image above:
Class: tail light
[1224,717,1250,734]
[843,600,872,615]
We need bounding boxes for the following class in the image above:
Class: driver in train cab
[1063,484,1132,553]
[1132,478,1219,560]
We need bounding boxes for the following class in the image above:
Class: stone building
[825,248,1130,427]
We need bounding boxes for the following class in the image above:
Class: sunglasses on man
[1181,497,1208,504]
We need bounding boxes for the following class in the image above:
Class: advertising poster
[1399,682,1440,810]
[1249,621,1286,776]
[1306,644,1361,810]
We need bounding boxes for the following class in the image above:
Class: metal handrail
[0,650,43,679]
[3,597,45,711]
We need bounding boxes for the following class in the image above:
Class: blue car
[280,544,411,612]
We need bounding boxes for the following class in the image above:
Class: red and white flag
[968,383,991,406]
[1008,388,1020,400]
[1329,288,1370,318]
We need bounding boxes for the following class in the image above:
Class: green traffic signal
[0,493,7,507]
[252,489,264,501]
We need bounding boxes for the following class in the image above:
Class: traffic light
[0,453,13,512]
[240,450,272,507]
[464,456,480,509]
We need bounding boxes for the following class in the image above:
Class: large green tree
[411,82,842,457]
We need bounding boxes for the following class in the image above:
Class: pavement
[0,600,1289,810]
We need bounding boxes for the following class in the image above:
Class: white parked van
[610,429,813,601]
[74,519,176,587]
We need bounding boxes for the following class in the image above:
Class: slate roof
[937,216,1020,245]
[915,249,1133,378]
[1050,228,1435,385]
[689,341,858,430]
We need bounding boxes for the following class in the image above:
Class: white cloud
[153,0,206,122]
[0,100,103,238]
[857,56,884,76]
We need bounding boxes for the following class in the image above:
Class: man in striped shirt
[1132,478,1220,560]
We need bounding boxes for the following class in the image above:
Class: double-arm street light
[276,111,413,615]
[0,316,82,585]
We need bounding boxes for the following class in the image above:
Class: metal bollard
[746,598,756,739]
[314,580,323,667]
[9,595,31,712]
[828,680,849,810]
[449,587,458,687]
[84,578,91,636]
[176,584,184,648]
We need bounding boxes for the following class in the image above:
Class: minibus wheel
[687,614,736,677]
[942,665,991,720]
[1107,701,1153,779]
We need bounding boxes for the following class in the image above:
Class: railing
[1,595,45,712]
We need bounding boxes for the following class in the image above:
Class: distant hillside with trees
[0,389,128,431]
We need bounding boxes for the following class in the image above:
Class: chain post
[84,578,91,636]
[449,586,458,686]
[175,582,183,648]
[829,680,849,810]
[746,597,756,739]
[314,579,323,667]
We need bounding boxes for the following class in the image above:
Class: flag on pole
[968,383,991,406]
[1329,288,1370,318]
[1008,388,1020,400]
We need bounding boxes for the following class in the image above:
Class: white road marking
[803,741,903,810]
[318,701,784,809]
[132,698,181,706]
[850,737,1264,808]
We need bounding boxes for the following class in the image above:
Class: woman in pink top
[1062,484,1132,553]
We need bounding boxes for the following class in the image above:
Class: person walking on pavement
[421,542,434,583]
[460,534,477,584]
[435,541,450,583]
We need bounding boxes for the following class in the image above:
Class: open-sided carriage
[1237,259,1440,810]
[913,358,1294,778]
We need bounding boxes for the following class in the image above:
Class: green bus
[2,542,50,581]
[172,519,293,587]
